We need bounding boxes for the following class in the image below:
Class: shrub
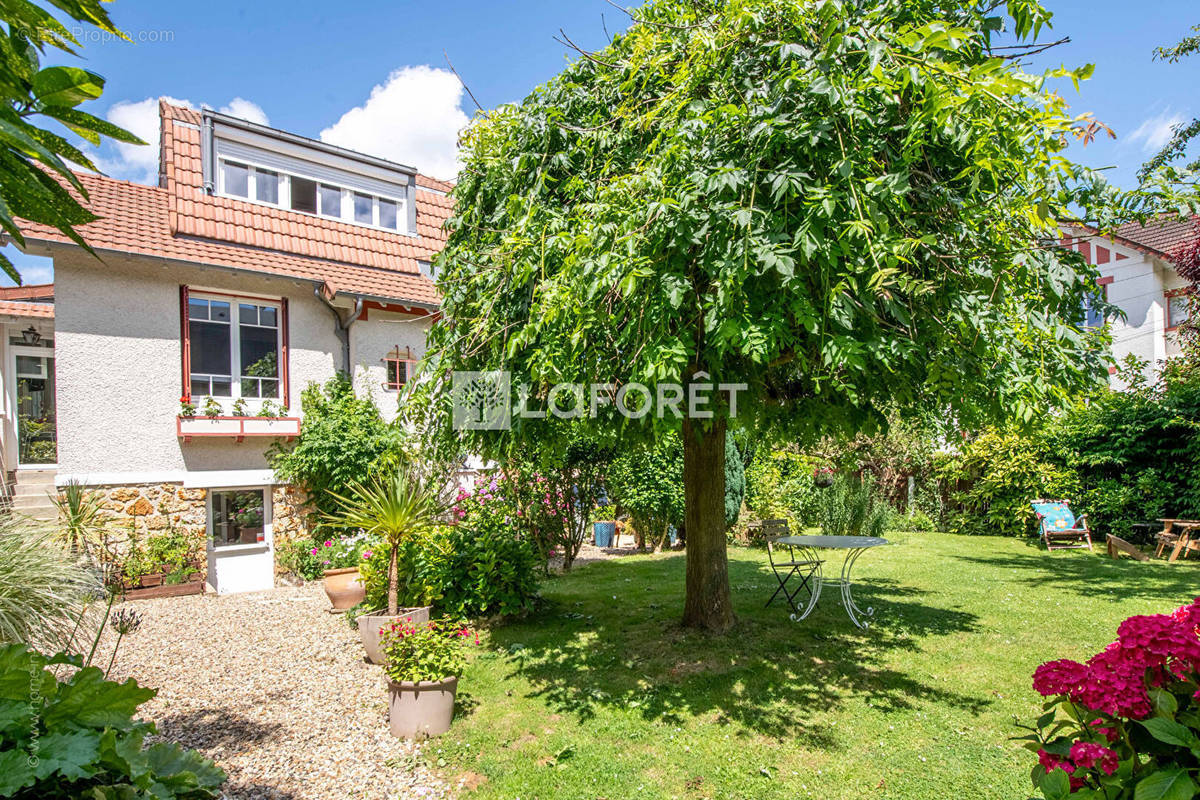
[359,523,540,620]
[724,432,745,528]
[938,426,1078,537]
[744,449,823,532]
[380,619,476,683]
[0,643,225,797]
[270,374,404,521]
[439,521,541,618]
[608,435,685,550]
[0,518,100,651]
[818,474,888,539]
[278,534,374,580]
[1021,599,1200,799]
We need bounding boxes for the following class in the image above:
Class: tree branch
[443,50,488,116]
[554,29,618,69]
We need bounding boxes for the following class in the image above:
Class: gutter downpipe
[315,287,364,375]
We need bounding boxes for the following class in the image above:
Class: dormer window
[205,109,418,237]
[216,156,408,234]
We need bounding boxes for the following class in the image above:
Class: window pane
[1170,295,1190,328]
[188,298,209,320]
[189,320,231,376]
[210,301,230,322]
[239,303,258,326]
[190,377,210,397]
[259,307,277,327]
[210,378,232,397]
[319,184,342,217]
[290,177,317,214]
[223,161,249,197]
[211,489,266,547]
[260,378,279,399]
[354,193,373,224]
[378,199,397,229]
[16,355,44,378]
[255,169,279,203]
[241,324,279,379]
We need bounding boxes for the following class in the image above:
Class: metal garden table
[773,535,888,629]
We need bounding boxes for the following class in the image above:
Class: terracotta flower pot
[357,606,432,664]
[388,676,458,739]
[322,567,365,610]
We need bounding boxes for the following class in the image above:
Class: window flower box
[177,415,301,443]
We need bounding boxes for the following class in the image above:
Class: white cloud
[1128,109,1186,154]
[319,65,468,181]
[95,96,269,184]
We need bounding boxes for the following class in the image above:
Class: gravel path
[105,584,453,800]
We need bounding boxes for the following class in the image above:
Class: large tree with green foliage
[1,0,144,283]
[427,0,1119,631]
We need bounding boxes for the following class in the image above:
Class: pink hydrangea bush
[1020,598,1200,799]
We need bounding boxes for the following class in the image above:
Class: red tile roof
[1071,215,1200,262]
[0,284,53,301]
[1111,215,1200,259]
[0,300,53,319]
[15,99,451,307]
[16,173,441,305]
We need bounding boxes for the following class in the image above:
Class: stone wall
[89,482,313,570]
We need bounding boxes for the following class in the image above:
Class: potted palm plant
[325,470,445,664]
[381,618,474,739]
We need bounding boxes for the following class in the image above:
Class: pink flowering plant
[1018,598,1200,799]
[379,617,477,683]
[311,533,373,571]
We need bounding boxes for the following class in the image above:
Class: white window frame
[188,291,283,404]
[216,156,409,234]
[207,486,273,552]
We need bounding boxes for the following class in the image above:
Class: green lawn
[435,533,1198,799]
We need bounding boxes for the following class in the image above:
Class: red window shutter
[280,297,290,410]
[179,285,191,401]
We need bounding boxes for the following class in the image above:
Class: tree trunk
[681,416,734,632]
[387,543,399,615]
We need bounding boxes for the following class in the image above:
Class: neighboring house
[3,100,452,594]
[1064,216,1197,388]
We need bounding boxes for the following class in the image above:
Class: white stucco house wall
[3,100,451,594]
[1063,217,1196,388]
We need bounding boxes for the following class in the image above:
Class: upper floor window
[1083,285,1108,328]
[217,157,406,233]
[1167,290,1192,331]
[187,292,284,401]
[383,346,417,391]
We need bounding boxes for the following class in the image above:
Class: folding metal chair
[763,519,821,614]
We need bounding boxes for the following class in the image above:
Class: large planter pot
[357,606,433,664]
[388,676,458,739]
[593,521,616,548]
[322,567,365,611]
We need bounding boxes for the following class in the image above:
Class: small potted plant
[315,536,370,611]
[179,397,196,418]
[813,466,835,488]
[381,618,475,739]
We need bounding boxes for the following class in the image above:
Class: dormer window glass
[223,161,249,198]
[214,154,410,234]
[353,192,373,224]
[256,169,279,203]
[378,199,398,230]
[318,184,342,218]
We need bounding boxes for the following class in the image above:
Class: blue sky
[4,0,1198,285]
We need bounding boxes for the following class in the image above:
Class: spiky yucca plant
[53,479,106,554]
[324,470,446,615]
[0,516,101,650]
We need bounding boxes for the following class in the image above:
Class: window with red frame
[181,287,289,405]
[1167,289,1192,331]
[384,346,417,391]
